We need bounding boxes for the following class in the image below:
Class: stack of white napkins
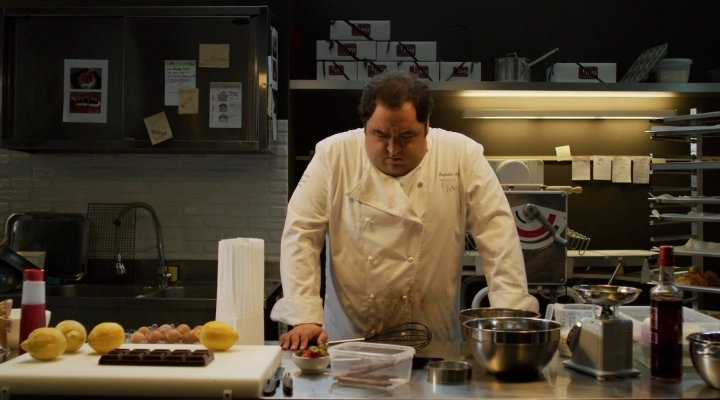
[216,238,265,345]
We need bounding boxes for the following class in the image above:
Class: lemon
[20,327,67,361]
[198,321,238,351]
[87,322,125,354]
[55,320,87,353]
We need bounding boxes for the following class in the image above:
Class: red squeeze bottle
[18,269,46,355]
[650,245,683,380]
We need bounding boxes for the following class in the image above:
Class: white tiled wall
[0,122,289,263]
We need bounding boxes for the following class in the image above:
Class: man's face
[364,102,428,177]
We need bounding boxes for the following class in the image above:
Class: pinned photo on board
[63,59,108,123]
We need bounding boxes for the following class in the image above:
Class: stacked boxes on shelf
[376,41,438,81]
[316,20,389,81]
[316,20,481,82]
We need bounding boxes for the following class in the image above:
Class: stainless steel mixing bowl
[687,331,720,389]
[459,308,541,340]
[463,317,561,375]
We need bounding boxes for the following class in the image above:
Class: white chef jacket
[270,128,539,341]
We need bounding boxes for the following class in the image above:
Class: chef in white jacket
[271,70,539,350]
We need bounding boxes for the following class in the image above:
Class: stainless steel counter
[266,341,719,399]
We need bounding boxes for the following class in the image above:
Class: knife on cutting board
[262,366,285,396]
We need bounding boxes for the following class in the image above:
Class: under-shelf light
[460,109,677,120]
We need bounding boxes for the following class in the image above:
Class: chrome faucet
[113,202,171,288]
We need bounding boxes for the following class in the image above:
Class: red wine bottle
[650,245,682,380]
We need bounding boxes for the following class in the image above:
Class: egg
[183,329,199,344]
[176,324,191,334]
[165,329,182,344]
[137,326,150,335]
[158,324,172,333]
[130,331,147,344]
[147,330,164,344]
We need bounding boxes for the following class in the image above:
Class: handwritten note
[593,155,612,180]
[571,156,591,181]
[164,60,196,106]
[633,156,650,184]
[612,156,632,183]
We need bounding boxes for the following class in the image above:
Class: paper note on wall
[209,82,242,128]
[571,156,591,181]
[611,156,632,183]
[593,155,612,180]
[164,60,196,106]
[199,44,230,68]
[555,145,572,161]
[633,156,650,184]
[143,112,174,145]
[178,88,199,114]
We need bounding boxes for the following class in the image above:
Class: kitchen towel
[216,238,265,345]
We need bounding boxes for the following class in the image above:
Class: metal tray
[4,212,89,281]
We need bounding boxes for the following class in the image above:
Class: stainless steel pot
[494,48,559,82]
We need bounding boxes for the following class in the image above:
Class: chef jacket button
[418,181,423,188]
[371,329,377,335]
[369,294,375,300]
[402,295,408,300]
[364,217,371,223]
[407,256,414,262]
[367,256,373,263]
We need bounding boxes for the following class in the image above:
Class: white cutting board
[0,343,281,398]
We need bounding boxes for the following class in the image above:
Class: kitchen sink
[46,284,161,298]
[140,286,217,299]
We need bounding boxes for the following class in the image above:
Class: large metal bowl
[687,331,720,389]
[459,308,541,340]
[463,317,561,375]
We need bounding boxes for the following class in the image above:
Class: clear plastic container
[652,58,692,83]
[329,342,414,391]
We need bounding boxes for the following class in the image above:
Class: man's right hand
[278,323,328,351]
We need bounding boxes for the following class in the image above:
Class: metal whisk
[328,322,432,350]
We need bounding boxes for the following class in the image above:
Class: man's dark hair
[357,70,434,126]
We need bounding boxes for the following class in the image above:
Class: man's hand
[278,323,328,351]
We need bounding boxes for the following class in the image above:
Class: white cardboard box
[377,41,436,61]
[357,61,398,81]
[329,20,391,41]
[396,61,439,81]
[440,62,481,81]
[316,40,376,61]
[546,63,617,83]
[316,61,358,80]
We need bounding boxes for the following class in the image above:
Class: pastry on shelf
[676,266,708,286]
[704,270,720,287]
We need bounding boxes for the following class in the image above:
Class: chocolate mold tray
[98,348,215,367]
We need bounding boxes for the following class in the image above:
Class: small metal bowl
[427,361,473,383]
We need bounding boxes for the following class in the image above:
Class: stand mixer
[564,285,642,379]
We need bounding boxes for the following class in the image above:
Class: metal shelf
[647,125,720,137]
[647,280,720,294]
[290,80,720,94]
[648,196,720,205]
[650,110,720,123]
[650,161,720,171]
[649,213,720,223]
